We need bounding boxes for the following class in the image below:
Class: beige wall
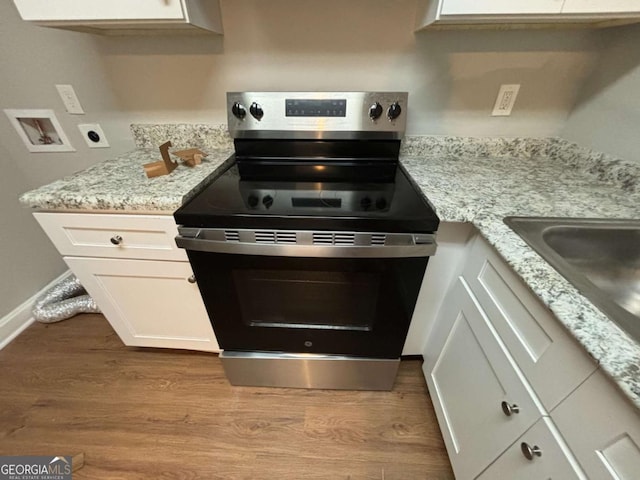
[563,24,640,165]
[0,0,604,318]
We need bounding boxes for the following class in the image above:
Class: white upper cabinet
[12,0,223,34]
[562,0,640,14]
[416,0,640,28]
[439,0,563,16]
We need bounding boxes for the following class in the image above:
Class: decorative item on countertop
[172,147,207,167]
[33,274,100,323]
[143,141,177,178]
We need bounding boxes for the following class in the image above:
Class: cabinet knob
[110,235,123,245]
[501,401,520,416]
[521,442,542,461]
[187,275,196,284]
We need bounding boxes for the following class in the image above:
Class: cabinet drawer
[34,212,187,261]
[551,370,640,480]
[462,235,596,411]
[476,416,585,480]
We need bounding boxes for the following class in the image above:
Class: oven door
[177,230,435,358]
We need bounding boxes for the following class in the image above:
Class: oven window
[233,269,379,331]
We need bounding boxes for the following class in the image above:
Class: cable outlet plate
[78,124,109,148]
[492,84,520,116]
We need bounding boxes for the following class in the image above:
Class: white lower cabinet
[34,212,219,353]
[424,278,542,479]
[421,233,640,479]
[66,257,218,352]
[476,417,584,480]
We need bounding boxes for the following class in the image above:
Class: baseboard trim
[0,270,72,350]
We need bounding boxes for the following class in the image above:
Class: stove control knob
[376,197,387,210]
[249,102,264,120]
[368,102,383,120]
[262,195,274,209]
[232,102,246,119]
[360,197,372,210]
[247,194,259,208]
[387,102,402,120]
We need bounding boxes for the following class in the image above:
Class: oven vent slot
[312,232,356,246]
[255,231,276,243]
[225,230,240,242]
[312,233,334,245]
[276,232,297,244]
[334,233,356,245]
[371,234,386,246]
[253,231,298,244]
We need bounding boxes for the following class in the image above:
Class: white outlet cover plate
[78,123,109,148]
[56,84,84,115]
[492,84,521,116]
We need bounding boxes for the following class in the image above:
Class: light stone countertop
[19,148,234,213]
[19,127,640,408]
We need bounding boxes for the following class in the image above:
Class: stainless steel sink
[504,217,640,343]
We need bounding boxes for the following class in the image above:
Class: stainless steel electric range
[175,92,439,390]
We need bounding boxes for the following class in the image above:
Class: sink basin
[504,217,640,343]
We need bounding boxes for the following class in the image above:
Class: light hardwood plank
[0,314,453,479]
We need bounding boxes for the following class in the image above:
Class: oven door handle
[175,232,436,258]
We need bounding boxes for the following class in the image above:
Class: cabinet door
[440,0,564,16]
[66,257,219,352]
[562,0,640,14]
[462,235,597,411]
[13,0,186,22]
[423,278,541,480]
[552,370,640,479]
[476,417,585,480]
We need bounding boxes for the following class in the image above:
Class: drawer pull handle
[501,401,520,416]
[521,442,542,460]
[110,235,123,245]
[187,275,197,284]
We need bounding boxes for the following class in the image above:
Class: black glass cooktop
[175,159,439,233]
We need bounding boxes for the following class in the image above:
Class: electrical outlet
[78,124,109,148]
[492,84,520,116]
[56,84,85,114]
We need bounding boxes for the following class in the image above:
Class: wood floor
[0,314,453,480]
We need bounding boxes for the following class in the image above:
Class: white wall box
[415,0,640,28]
[4,109,74,153]
[34,212,219,352]
[12,0,223,35]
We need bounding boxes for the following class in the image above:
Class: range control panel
[227,92,408,139]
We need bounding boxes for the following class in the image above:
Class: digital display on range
[286,99,347,117]
[292,198,342,208]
